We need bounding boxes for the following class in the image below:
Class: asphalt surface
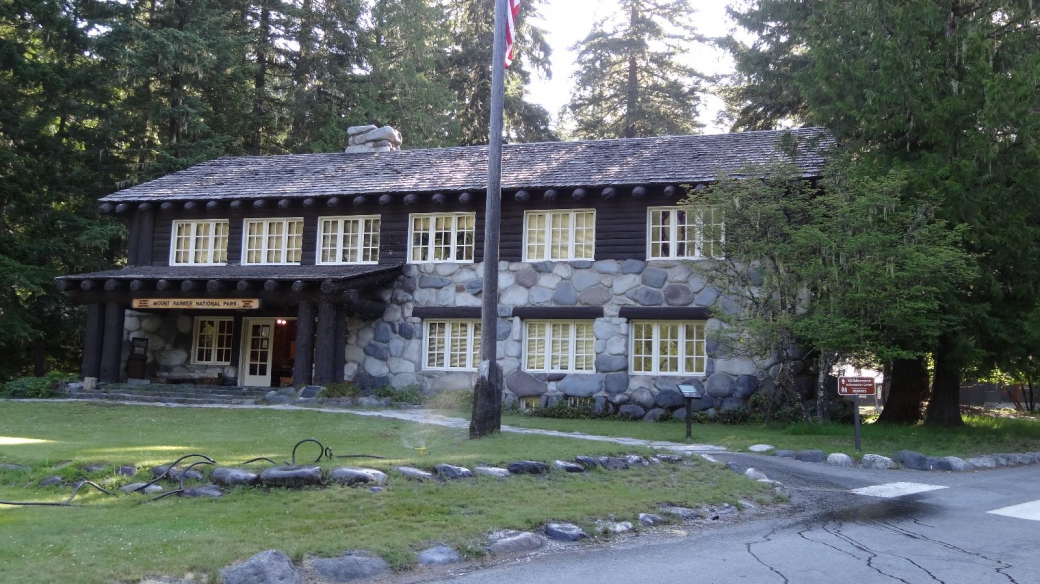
[396,455,1039,584]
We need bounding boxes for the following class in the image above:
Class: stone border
[744,444,1040,472]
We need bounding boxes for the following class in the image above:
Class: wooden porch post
[333,304,349,383]
[313,301,336,384]
[293,301,315,386]
[98,302,126,383]
[81,303,106,379]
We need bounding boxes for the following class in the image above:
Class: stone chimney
[345,125,402,153]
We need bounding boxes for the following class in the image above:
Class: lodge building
[58,127,830,418]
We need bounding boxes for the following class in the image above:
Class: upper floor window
[243,218,304,264]
[408,213,475,263]
[424,320,481,371]
[630,320,707,376]
[318,216,380,264]
[171,220,229,265]
[523,320,595,373]
[647,206,723,260]
[192,317,234,365]
[524,209,595,261]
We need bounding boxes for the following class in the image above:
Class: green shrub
[524,401,614,420]
[1,372,74,399]
[321,381,362,399]
[374,384,426,404]
[426,389,473,410]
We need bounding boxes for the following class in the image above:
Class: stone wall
[121,311,236,382]
[348,259,770,419]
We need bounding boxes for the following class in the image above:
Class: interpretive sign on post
[678,384,702,441]
[838,376,875,452]
[838,376,876,396]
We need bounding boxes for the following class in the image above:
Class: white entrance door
[241,318,275,387]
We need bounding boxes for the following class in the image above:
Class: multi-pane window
[523,320,595,373]
[524,209,595,261]
[647,206,723,260]
[170,220,229,265]
[243,218,304,264]
[630,321,707,375]
[318,216,380,264]
[424,320,481,370]
[409,213,475,263]
[192,317,234,365]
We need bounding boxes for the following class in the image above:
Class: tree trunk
[815,352,831,424]
[877,356,928,424]
[623,3,638,138]
[250,1,271,155]
[33,336,46,377]
[925,334,964,426]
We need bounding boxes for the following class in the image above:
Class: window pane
[574,322,594,371]
[632,322,654,373]
[549,212,569,259]
[426,322,446,368]
[525,212,546,261]
[286,219,303,262]
[213,221,228,263]
[362,218,380,262]
[525,321,546,370]
[573,211,594,260]
[320,219,339,263]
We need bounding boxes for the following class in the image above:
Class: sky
[525,0,739,135]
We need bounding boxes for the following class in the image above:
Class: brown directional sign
[838,376,876,396]
[132,298,261,310]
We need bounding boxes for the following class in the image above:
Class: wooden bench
[154,373,223,385]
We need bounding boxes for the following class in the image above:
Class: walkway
[19,398,727,454]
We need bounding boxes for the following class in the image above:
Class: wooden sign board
[838,376,876,396]
[132,298,261,310]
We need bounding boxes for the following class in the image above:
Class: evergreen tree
[565,0,707,139]
[724,1,1040,426]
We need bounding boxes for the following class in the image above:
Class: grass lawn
[0,402,771,584]
[486,410,1040,458]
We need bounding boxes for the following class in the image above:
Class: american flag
[504,0,521,68]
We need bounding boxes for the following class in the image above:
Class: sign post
[838,376,876,452]
[678,384,702,441]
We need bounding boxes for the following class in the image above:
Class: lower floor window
[523,320,595,373]
[193,317,234,365]
[630,321,706,375]
[424,320,481,371]
[518,396,541,410]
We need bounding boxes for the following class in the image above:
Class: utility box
[126,337,149,380]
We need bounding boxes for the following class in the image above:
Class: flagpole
[470,0,509,438]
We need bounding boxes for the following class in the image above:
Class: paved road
[399,457,1039,584]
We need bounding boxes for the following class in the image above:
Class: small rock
[597,457,629,470]
[309,554,390,582]
[774,450,794,458]
[574,456,599,469]
[624,455,650,466]
[117,465,136,476]
[597,521,633,534]
[506,461,549,475]
[144,484,164,494]
[933,456,971,472]
[182,484,222,498]
[487,531,545,555]
[369,486,383,493]
[211,467,260,487]
[659,505,703,520]
[83,463,108,473]
[758,479,784,487]
[826,453,855,468]
[639,513,663,526]
[38,475,63,487]
[726,461,742,473]
[418,546,461,566]
[653,454,683,464]
[118,482,148,493]
[259,465,323,487]
[330,467,388,486]
[150,465,204,481]
[554,460,585,473]
[434,464,473,479]
[794,450,826,463]
[473,466,511,478]
[0,464,30,471]
[745,468,768,481]
[893,450,934,471]
[544,522,588,542]
[220,550,301,584]
[859,454,896,470]
[748,444,775,453]
[396,466,434,481]
[966,456,997,469]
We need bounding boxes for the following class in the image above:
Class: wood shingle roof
[100,128,833,203]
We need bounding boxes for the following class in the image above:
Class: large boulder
[330,468,388,486]
[434,464,473,479]
[211,467,260,487]
[859,454,896,470]
[506,461,549,475]
[487,531,545,555]
[418,546,462,566]
[259,465,323,487]
[308,554,390,582]
[506,370,547,397]
[544,522,588,542]
[220,550,301,584]
[893,450,935,471]
[557,374,603,397]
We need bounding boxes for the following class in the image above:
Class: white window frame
[242,218,304,265]
[522,209,596,261]
[191,317,235,365]
[407,212,476,263]
[629,320,707,376]
[423,319,481,371]
[646,206,724,260]
[316,215,381,265]
[522,320,596,373]
[169,220,229,266]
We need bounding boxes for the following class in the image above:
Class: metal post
[471,0,509,438]
[853,397,862,453]
[685,397,693,440]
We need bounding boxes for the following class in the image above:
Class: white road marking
[849,482,948,498]
[988,499,1040,521]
